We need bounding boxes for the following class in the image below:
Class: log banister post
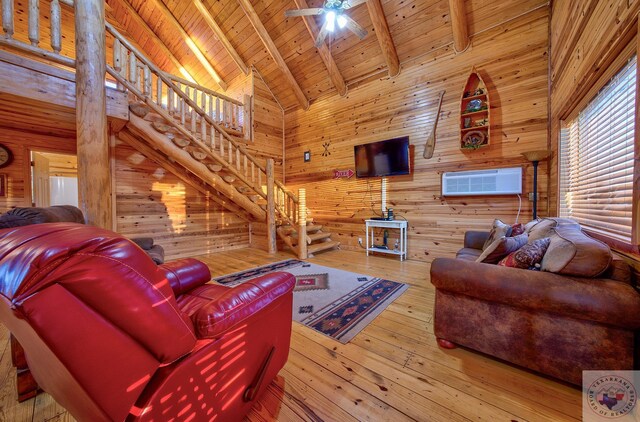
[50,0,61,53]
[298,189,307,259]
[2,0,14,38]
[28,0,39,46]
[266,159,277,254]
[75,0,111,229]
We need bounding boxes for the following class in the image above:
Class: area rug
[214,259,409,343]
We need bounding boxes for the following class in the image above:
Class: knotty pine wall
[284,7,549,262]
[114,139,250,260]
[0,128,76,210]
[549,0,640,214]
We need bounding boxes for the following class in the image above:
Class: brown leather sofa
[431,219,640,385]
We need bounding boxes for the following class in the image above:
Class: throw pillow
[477,233,528,264]
[510,223,525,236]
[498,237,551,269]
[482,219,513,251]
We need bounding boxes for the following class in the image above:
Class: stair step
[151,121,176,133]
[171,137,190,148]
[307,231,331,244]
[129,103,150,118]
[247,194,260,202]
[306,224,322,232]
[236,186,253,194]
[221,174,236,184]
[186,148,207,161]
[207,163,223,172]
[308,240,340,255]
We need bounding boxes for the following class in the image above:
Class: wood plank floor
[0,248,582,421]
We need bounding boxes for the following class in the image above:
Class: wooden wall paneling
[114,139,250,260]
[0,128,76,211]
[549,0,640,215]
[252,71,285,181]
[284,7,549,263]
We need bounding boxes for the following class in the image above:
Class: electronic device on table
[371,207,394,221]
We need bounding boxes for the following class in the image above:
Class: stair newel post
[266,159,277,254]
[143,66,151,97]
[128,50,137,86]
[156,74,163,107]
[216,97,221,123]
[298,189,308,259]
[201,92,207,147]
[50,0,61,53]
[75,0,111,229]
[2,0,14,38]
[28,0,39,46]
[113,38,122,90]
[243,94,252,140]
[167,85,174,114]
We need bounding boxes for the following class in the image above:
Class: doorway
[31,151,78,207]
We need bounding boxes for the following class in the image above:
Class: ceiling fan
[285,0,368,48]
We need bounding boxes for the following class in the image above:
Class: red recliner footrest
[192,272,295,339]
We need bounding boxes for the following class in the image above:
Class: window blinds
[559,56,636,242]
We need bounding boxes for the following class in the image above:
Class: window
[559,55,636,243]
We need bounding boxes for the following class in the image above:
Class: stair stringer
[125,113,266,221]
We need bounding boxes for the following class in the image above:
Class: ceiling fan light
[326,10,336,32]
[337,14,347,28]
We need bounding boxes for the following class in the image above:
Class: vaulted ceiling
[105,0,543,111]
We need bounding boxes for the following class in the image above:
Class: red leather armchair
[0,223,295,421]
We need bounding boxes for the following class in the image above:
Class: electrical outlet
[528,192,539,201]
[358,237,363,244]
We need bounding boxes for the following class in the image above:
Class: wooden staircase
[103,23,339,258]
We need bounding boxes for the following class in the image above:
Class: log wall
[284,7,549,262]
[549,0,640,214]
[114,139,250,260]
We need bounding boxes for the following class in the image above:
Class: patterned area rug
[214,259,409,343]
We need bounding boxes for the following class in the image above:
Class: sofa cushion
[456,247,482,261]
[131,237,154,250]
[528,217,580,242]
[482,219,512,250]
[477,234,528,264]
[0,205,85,228]
[498,237,550,269]
[541,226,611,277]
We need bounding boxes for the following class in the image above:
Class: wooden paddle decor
[423,90,445,159]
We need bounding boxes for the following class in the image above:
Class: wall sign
[333,169,354,179]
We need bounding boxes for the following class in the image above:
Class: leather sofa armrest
[159,259,212,297]
[464,231,490,249]
[193,272,295,339]
[430,258,640,329]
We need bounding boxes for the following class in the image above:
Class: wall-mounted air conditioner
[442,167,522,196]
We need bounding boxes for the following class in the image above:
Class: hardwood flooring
[0,248,582,421]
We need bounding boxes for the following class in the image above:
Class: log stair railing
[0,0,340,258]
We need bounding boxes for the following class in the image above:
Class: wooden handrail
[105,22,300,219]
[163,72,242,106]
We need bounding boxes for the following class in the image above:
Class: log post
[298,188,307,260]
[266,159,277,254]
[243,94,252,141]
[75,0,111,229]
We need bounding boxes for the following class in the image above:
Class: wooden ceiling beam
[448,0,469,52]
[192,0,249,76]
[366,0,400,77]
[109,0,200,84]
[236,0,310,110]
[147,0,228,91]
[293,0,347,97]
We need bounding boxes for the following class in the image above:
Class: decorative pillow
[510,223,525,236]
[523,218,541,233]
[477,233,528,264]
[527,217,581,242]
[540,226,612,277]
[482,219,513,251]
[498,237,551,269]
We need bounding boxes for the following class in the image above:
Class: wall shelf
[460,69,490,150]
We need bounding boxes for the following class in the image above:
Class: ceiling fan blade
[315,20,330,48]
[344,16,367,39]
[344,0,367,9]
[285,8,324,17]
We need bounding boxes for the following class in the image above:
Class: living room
[0,0,637,421]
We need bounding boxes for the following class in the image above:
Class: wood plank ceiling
[102,0,540,111]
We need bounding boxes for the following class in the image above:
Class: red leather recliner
[0,223,295,421]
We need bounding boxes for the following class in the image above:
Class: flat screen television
[354,136,410,178]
